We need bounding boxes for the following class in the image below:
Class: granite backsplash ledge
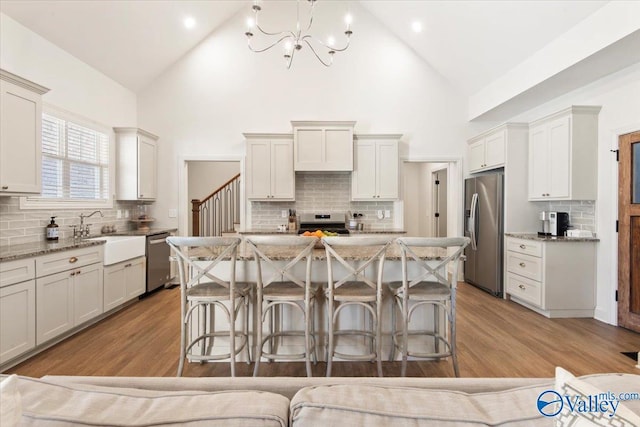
[0,197,142,246]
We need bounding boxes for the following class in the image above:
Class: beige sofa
[1,370,639,426]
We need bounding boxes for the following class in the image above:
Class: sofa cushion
[554,367,640,427]
[1,375,22,427]
[14,376,289,426]
[290,383,554,426]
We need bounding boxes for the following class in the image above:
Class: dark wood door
[618,130,640,332]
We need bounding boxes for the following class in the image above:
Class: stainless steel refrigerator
[464,172,504,296]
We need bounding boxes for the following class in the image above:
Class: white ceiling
[0,0,609,95]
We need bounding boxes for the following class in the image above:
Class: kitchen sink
[85,235,146,266]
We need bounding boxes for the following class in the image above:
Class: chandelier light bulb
[247,17,255,29]
[327,36,335,47]
[345,14,353,26]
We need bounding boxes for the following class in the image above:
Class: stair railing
[191,173,241,236]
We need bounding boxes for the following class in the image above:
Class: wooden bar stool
[167,236,251,377]
[388,237,470,377]
[321,236,393,377]
[246,235,320,377]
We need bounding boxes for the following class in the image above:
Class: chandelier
[245,0,353,69]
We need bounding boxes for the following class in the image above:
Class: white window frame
[20,104,115,209]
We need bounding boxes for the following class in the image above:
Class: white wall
[0,13,136,128]
[469,62,640,325]
[136,2,467,233]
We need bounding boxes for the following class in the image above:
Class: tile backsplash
[548,200,596,233]
[251,172,394,230]
[0,197,142,246]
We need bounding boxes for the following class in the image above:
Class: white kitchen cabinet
[351,135,400,200]
[292,121,355,171]
[114,127,158,201]
[0,69,49,195]
[36,270,74,344]
[35,246,104,345]
[505,236,596,318]
[468,129,506,173]
[245,133,295,201]
[0,258,36,365]
[528,106,600,201]
[73,263,104,326]
[104,256,145,312]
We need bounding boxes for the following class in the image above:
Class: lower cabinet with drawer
[505,236,597,318]
[0,245,105,368]
[35,246,104,345]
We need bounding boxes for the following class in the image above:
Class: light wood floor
[6,282,639,378]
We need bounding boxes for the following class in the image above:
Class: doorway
[618,130,640,332]
[403,160,459,238]
[183,159,241,236]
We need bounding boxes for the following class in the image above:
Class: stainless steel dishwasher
[146,232,171,292]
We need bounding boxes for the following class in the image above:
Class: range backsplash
[251,172,394,230]
[0,197,143,246]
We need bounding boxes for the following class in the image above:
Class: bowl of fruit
[301,230,340,248]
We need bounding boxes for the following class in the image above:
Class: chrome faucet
[78,210,103,237]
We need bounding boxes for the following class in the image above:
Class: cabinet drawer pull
[518,284,525,290]
[69,257,78,263]
[139,194,144,197]
[519,244,526,249]
[70,271,76,276]
[125,263,132,268]
[1,185,8,190]
[519,262,526,267]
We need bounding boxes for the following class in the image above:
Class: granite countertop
[101,227,177,237]
[348,229,407,235]
[180,240,448,262]
[505,232,600,242]
[0,239,106,262]
[237,229,407,235]
[0,228,178,262]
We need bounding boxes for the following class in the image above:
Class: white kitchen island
[180,239,453,364]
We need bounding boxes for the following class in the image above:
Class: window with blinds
[40,113,109,201]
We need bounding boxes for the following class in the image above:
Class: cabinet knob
[519,244,526,249]
[125,263,132,268]
[1,186,8,190]
[70,271,76,276]
[69,257,78,263]
[139,194,144,197]
[519,262,526,267]
[518,284,525,290]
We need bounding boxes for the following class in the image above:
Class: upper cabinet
[468,128,506,173]
[292,121,355,171]
[351,134,400,201]
[245,133,295,201]
[114,128,158,201]
[528,106,601,201]
[0,69,49,195]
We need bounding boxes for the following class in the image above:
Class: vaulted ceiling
[0,0,632,118]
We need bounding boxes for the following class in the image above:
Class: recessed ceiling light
[412,21,422,33]
[184,16,196,30]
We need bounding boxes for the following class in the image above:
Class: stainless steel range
[297,213,350,234]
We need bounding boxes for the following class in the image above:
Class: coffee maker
[539,211,570,237]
